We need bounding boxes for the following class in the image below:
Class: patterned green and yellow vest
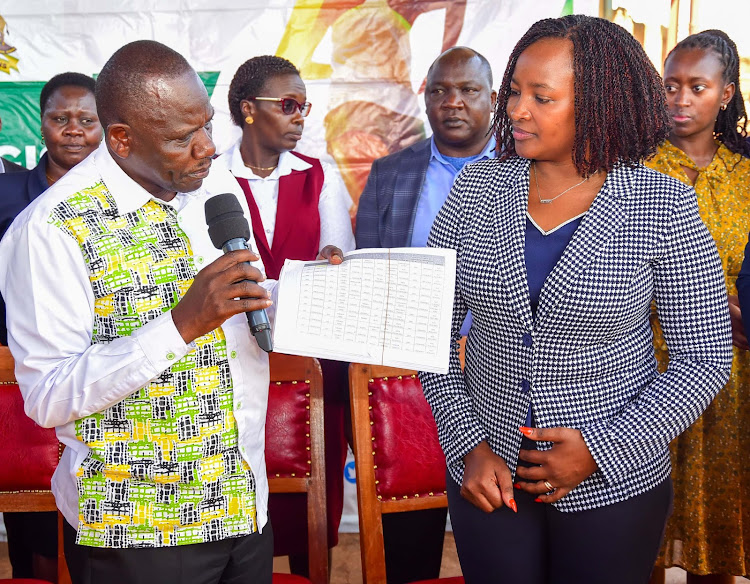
[49,182,257,548]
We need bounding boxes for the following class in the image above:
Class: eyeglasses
[248,97,312,117]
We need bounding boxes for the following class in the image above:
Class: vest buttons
[522,333,532,347]
[166,352,175,360]
[520,379,530,394]
[230,350,237,359]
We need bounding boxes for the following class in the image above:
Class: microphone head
[205,193,251,249]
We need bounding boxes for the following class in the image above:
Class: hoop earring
[245,115,254,125]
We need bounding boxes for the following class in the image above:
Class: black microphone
[205,193,273,353]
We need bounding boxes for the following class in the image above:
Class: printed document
[273,248,456,373]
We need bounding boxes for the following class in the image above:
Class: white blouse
[215,142,355,254]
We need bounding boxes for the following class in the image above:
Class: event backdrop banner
[0,0,598,214]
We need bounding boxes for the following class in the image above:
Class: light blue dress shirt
[411,135,496,336]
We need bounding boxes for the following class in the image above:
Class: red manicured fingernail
[513,483,520,489]
[509,499,518,513]
[535,498,542,503]
[519,426,533,437]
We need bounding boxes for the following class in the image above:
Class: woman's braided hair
[667,29,750,157]
[493,15,672,177]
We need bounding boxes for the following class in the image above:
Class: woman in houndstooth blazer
[419,15,733,584]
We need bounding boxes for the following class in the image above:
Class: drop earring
[245,115,254,125]
[721,104,727,111]
[40,133,45,144]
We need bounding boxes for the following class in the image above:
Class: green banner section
[0,81,45,168]
[198,71,221,99]
[0,73,220,170]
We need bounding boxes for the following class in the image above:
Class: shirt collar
[226,141,311,181]
[94,143,202,215]
[429,134,497,164]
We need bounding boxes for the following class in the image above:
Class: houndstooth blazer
[420,155,733,512]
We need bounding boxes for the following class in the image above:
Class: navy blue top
[523,212,584,425]
[525,214,584,314]
[0,153,50,344]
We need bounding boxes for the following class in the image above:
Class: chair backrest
[265,353,328,584]
[0,345,59,510]
[349,363,450,584]
[0,345,71,584]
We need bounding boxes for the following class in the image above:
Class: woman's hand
[461,441,517,513]
[728,294,749,350]
[514,426,598,503]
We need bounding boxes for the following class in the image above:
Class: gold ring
[543,480,554,491]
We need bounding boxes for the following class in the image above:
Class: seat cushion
[0,383,59,490]
[271,573,312,584]
[369,374,447,500]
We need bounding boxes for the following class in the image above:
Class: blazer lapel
[533,168,629,331]
[493,161,534,330]
[391,141,430,247]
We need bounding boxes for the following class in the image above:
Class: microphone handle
[221,237,273,353]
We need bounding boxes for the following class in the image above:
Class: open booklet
[273,247,457,374]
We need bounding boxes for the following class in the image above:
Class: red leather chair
[0,346,70,584]
[349,363,464,584]
[266,353,328,584]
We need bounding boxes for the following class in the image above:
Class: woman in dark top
[0,71,101,582]
[0,71,102,240]
[420,15,732,584]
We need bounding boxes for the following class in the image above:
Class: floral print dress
[646,139,750,576]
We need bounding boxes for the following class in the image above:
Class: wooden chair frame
[268,353,328,584]
[349,363,449,584]
[0,346,71,584]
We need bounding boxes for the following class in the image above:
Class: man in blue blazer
[354,46,496,584]
[356,46,496,250]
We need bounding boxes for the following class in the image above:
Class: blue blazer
[0,152,48,241]
[355,138,431,248]
[1,157,26,173]
[737,235,750,331]
[0,153,49,344]
[420,156,732,512]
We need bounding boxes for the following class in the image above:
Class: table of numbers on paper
[273,248,456,373]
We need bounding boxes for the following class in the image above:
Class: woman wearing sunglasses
[215,54,355,578]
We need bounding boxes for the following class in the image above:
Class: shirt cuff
[131,311,195,375]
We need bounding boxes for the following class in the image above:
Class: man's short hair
[427,47,493,89]
[95,40,193,129]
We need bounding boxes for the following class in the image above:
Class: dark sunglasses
[248,97,312,117]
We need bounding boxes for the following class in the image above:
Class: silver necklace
[533,161,589,204]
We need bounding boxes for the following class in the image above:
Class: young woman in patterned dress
[647,30,750,584]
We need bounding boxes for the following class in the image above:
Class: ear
[721,81,736,111]
[107,123,133,160]
[240,99,257,118]
[490,90,498,111]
